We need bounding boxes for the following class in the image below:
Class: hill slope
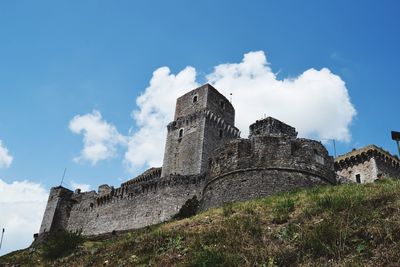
[2,179,400,266]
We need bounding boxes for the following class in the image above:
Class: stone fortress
[37,84,400,238]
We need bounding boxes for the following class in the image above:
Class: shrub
[174,196,199,220]
[42,230,83,260]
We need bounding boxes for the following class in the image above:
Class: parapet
[121,167,162,187]
[249,117,297,138]
[174,84,235,125]
[98,184,114,197]
[335,145,400,168]
[201,118,335,210]
[335,145,400,183]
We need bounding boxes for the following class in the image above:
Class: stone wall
[374,155,400,179]
[65,174,205,236]
[335,145,400,183]
[39,186,73,234]
[201,119,336,210]
[201,169,329,210]
[161,84,238,177]
[249,117,297,138]
[205,86,235,125]
[162,111,207,176]
[336,158,378,183]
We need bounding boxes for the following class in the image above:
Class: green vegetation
[2,179,400,266]
[173,196,199,220]
[41,230,84,260]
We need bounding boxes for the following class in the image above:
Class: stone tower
[38,186,73,234]
[161,84,240,177]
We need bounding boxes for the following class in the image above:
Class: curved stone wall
[201,168,329,210]
[201,135,335,210]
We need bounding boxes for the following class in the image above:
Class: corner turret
[38,186,73,235]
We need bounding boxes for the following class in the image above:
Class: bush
[174,196,199,220]
[42,230,83,260]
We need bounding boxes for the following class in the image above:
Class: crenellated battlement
[200,117,336,210]
[166,108,240,138]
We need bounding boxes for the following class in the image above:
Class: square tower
[161,84,240,177]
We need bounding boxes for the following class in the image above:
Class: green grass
[2,178,400,266]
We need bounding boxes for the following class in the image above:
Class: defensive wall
[38,84,339,238]
[201,117,336,210]
[41,171,206,236]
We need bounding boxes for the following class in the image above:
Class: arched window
[193,95,198,103]
[220,101,225,109]
[219,129,223,138]
[179,128,184,138]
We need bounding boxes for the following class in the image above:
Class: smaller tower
[249,117,297,138]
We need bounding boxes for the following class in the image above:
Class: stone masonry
[335,145,400,183]
[38,84,343,238]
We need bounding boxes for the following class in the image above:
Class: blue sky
[0,0,399,255]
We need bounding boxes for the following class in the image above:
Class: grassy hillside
[2,179,400,266]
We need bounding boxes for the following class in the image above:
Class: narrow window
[192,95,198,103]
[179,128,184,138]
[220,101,225,109]
[219,129,223,138]
[355,174,361,183]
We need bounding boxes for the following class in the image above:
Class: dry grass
[2,178,400,266]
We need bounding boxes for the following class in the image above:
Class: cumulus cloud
[0,140,13,168]
[124,51,356,169]
[0,179,48,256]
[71,51,356,171]
[69,110,126,165]
[124,67,198,170]
[70,181,91,192]
[207,51,357,140]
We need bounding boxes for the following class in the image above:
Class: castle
[36,84,400,238]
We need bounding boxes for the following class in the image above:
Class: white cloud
[70,181,91,192]
[0,140,13,168]
[124,51,356,169]
[124,66,198,170]
[0,179,48,256]
[207,51,357,140]
[70,51,356,171]
[69,110,126,165]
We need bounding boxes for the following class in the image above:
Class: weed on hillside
[2,179,400,266]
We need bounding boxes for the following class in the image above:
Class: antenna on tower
[0,228,4,251]
[332,139,337,158]
[60,168,67,186]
